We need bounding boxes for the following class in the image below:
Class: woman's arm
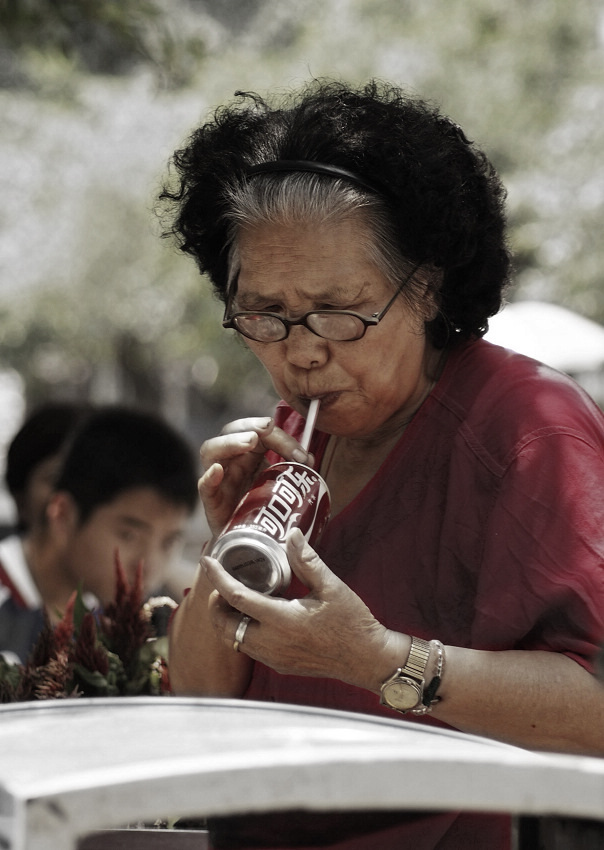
[193,529,604,755]
[168,560,253,697]
[432,645,604,755]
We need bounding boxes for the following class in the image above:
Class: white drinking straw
[300,398,320,452]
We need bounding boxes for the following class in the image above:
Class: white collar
[0,535,43,609]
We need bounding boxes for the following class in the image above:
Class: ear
[46,491,80,541]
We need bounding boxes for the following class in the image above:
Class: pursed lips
[299,390,342,409]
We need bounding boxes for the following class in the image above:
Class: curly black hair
[159,79,511,346]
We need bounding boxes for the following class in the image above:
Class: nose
[284,325,329,369]
[123,546,169,595]
[141,546,172,594]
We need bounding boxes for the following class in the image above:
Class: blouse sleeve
[473,429,604,672]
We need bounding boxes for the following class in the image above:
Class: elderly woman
[163,81,604,849]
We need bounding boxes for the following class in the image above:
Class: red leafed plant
[0,553,175,703]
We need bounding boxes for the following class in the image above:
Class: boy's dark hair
[6,402,93,531]
[53,406,198,524]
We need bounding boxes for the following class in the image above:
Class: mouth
[300,391,341,410]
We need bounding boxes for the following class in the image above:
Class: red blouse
[229,338,604,849]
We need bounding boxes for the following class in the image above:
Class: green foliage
[0,557,172,703]
[1,0,604,419]
[0,0,207,88]
[353,0,604,317]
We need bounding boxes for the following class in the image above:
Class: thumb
[286,528,332,594]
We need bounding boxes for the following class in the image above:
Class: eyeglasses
[222,265,420,343]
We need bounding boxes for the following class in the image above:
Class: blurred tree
[310,0,603,312]
[0,0,207,88]
[0,186,276,434]
[1,0,604,425]
[391,0,604,319]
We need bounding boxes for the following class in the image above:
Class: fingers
[199,428,266,473]
[220,416,274,437]
[285,528,334,594]
[205,531,333,614]
[198,461,223,498]
[203,554,269,621]
[197,414,317,537]
[205,556,270,656]
[200,417,314,473]
[206,586,255,656]
[197,462,242,537]
[198,420,274,535]
[204,539,371,681]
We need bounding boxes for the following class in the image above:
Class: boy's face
[58,487,191,605]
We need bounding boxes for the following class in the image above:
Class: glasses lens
[233,314,286,342]
[307,312,366,341]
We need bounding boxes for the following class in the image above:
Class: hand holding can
[210,401,330,594]
[210,461,331,594]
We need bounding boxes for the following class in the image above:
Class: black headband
[246,160,384,198]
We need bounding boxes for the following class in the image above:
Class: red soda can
[210,462,331,595]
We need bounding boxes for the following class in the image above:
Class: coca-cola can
[210,462,331,595]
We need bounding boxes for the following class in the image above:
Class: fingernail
[259,418,273,429]
[292,448,308,463]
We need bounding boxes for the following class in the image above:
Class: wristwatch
[380,636,432,714]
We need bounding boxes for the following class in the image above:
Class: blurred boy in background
[0,402,91,660]
[4,401,92,535]
[0,405,199,663]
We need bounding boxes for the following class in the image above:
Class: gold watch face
[382,677,422,711]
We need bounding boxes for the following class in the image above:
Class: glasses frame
[222,264,421,343]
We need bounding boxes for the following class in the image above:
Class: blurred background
[1,0,604,527]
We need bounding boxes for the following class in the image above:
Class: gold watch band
[401,636,431,679]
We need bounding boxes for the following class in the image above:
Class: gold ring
[233,614,251,652]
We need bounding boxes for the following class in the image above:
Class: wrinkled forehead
[225,209,378,297]
[227,216,382,303]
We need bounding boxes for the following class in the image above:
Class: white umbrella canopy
[485,300,604,373]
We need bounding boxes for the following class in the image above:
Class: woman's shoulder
[437,339,604,455]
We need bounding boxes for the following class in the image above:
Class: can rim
[210,528,290,595]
